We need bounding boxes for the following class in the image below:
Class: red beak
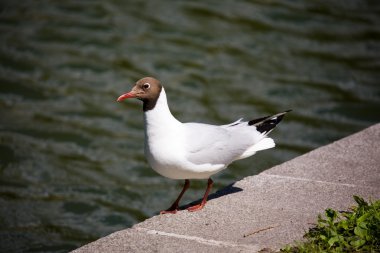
[117,92,136,102]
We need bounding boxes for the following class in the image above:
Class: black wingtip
[249,110,291,134]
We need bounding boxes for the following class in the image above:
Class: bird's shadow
[180,183,243,210]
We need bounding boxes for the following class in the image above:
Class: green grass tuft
[281,196,380,253]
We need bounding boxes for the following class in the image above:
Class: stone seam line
[134,227,260,251]
[260,173,368,188]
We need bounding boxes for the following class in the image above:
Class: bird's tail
[237,137,275,160]
[248,110,291,135]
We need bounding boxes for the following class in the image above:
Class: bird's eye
[143,83,150,89]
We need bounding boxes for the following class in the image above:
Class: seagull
[117,77,290,214]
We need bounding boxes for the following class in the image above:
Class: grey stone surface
[71,228,257,253]
[72,123,380,253]
[265,122,380,188]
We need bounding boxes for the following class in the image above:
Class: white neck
[143,88,181,131]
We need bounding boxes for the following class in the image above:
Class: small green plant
[282,196,380,253]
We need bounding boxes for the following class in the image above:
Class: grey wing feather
[184,122,253,165]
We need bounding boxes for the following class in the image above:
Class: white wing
[183,121,260,166]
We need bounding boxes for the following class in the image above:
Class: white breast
[143,89,226,179]
[143,89,187,178]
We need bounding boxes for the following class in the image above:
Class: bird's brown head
[117,77,162,111]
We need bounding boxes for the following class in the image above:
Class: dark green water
[1,0,379,252]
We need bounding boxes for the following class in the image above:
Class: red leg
[160,179,190,214]
[187,178,213,212]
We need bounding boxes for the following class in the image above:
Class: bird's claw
[187,203,205,212]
